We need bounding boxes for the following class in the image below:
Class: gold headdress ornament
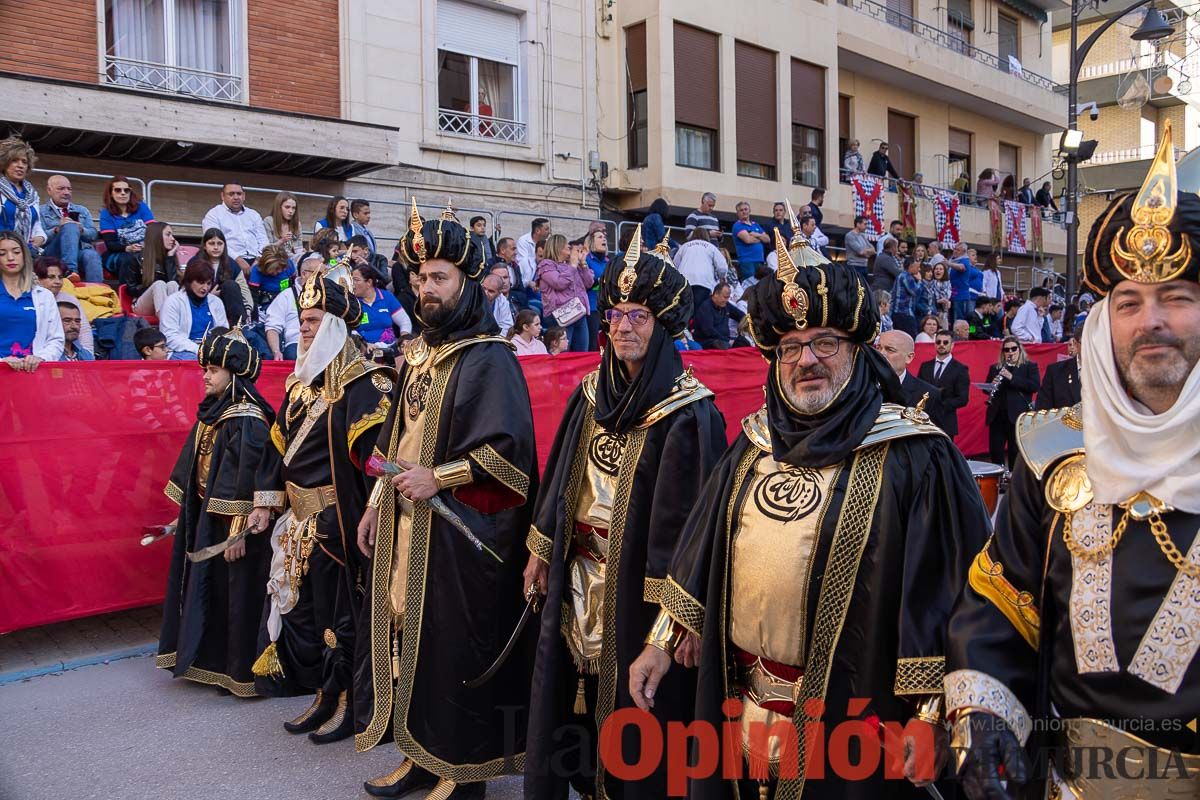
[408,198,427,265]
[653,231,675,267]
[618,224,642,301]
[1111,118,1191,284]
[440,198,456,222]
[784,198,806,249]
[774,228,809,328]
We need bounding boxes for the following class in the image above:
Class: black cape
[665,411,991,799]
[524,366,727,799]
[158,382,275,695]
[355,336,539,784]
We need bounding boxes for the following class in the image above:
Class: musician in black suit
[877,329,947,429]
[985,335,1041,469]
[917,328,971,437]
[1035,327,1082,410]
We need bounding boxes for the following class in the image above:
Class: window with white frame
[103,0,244,102]
[436,0,525,144]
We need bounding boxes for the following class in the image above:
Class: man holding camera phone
[38,174,103,281]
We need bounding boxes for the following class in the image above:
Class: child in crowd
[543,326,568,355]
[134,328,169,360]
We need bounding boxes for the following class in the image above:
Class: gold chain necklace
[1063,506,1200,579]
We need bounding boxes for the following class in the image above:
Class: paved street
[0,653,524,800]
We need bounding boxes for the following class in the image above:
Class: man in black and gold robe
[523,228,727,800]
[354,203,538,800]
[948,123,1200,800]
[157,326,274,696]
[248,268,394,745]
[628,225,992,799]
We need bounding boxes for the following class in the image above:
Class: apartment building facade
[597,0,1068,277]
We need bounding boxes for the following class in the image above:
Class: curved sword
[463,586,541,688]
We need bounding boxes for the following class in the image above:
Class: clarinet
[986,369,1006,405]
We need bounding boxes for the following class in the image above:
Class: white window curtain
[176,0,231,74]
[108,0,166,63]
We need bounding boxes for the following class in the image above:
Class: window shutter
[626,23,647,93]
[736,42,776,167]
[948,0,974,28]
[674,23,719,131]
[839,95,850,139]
[791,59,825,130]
[949,127,972,156]
[437,0,521,65]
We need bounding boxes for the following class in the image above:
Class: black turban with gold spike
[597,224,692,337]
[198,326,262,381]
[395,199,486,281]
[298,269,363,329]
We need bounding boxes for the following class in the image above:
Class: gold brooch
[774,228,809,329]
[619,224,642,301]
[1111,119,1191,284]
[1045,453,1093,513]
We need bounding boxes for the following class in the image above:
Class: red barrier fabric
[0,342,1064,633]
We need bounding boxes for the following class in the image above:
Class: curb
[0,643,157,686]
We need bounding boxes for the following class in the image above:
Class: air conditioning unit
[604,168,642,195]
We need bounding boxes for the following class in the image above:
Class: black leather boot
[363,761,437,798]
[283,690,335,734]
[423,779,486,800]
[307,690,352,744]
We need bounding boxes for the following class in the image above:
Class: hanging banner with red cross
[933,191,961,249]
[851,175,886,239]
[1004,200,1028,254]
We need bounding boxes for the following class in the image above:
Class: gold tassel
[759,782,769,800]
[391,634,401,680]
[252,641,284,678]
[573,676,588,715]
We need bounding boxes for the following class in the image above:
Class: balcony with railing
[104,56,243,103]
[1087,144,1186,165]
[437,109,527,145]
[837,0,1062,93]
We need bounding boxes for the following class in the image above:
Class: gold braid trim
[661,575,705,638]
[269,421,285,455]
[893,656,946,696]
[347,395,391,457]
[968,544,1040,650]
[205,497,254,517]
[155,652,257,698]
[643,577,666,604]
[254,490,285,509]
[164,480,184,506]
[526,526,553,564]
[777,443,888,800]
[468,444,530,498]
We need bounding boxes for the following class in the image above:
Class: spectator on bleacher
[350,199,376,253]
[877,289,893,333]
[264,251,321,360]
[799,213,830,256]
[675,225,728,314]
[489,236,526,311]
[0,137,46,250]
[1048,304,1064,343]
[263,191,305,261]
[948,242,978,322]
[247,243,296,312]
[346,233,389,288]
[134,327,169,360]
[311,227,344,265]
[201,183,268,275]
[121,221,181,317]
[890,256,923,336]
[543,326,568,355]
[692,281,745,350]
[535,233,594,353]
[685,192,721,240]
[34,256,95,355]
[872,237,902,295]
[875,219,902,256]
[981,251,1004,300]
[732,201,768,282]
[482,273,514,337]
[926,256,952,327]
[765,202,790,249]
[915,314,940,344]
[643,197,677,256]
[1,231,62,370]
[160,260,229,360]
[314,195,353,241]
[350,264,411,351]
[842,139,865,177]
[1010,285,1050,344]
[57,301,94,361]
[508,309,548,356]
[197,227,254,325]
[517,217,550,295]
[469,215,496,264]
[38,175,102,281]
[488,263,519,323]
[98,175,154,278]
[584,228,609,351]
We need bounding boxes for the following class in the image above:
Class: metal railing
[103,55,243,103]
[438,109,528,144]
[840,172,1066,224]
[495,211,613,244]
[838,0,1062,93]
[1088,145,1185,166]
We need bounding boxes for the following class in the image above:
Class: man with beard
[522,228,727,800]
[354,201,538,800]
[246,264,394,744]
[948,123,1200,800]
[157,326,274,695]
[628,228,992,799]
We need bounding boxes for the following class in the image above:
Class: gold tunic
[564,425,625,671]
[730,455,841,666]
[388,355,436,619]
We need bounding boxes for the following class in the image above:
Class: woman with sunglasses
[984,335,1040,470]
[98,176,155,278]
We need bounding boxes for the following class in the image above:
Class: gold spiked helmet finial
[1111,119,1191,284]
[408,198,427,265]
[774,228,809,329]
[619,223,642,300]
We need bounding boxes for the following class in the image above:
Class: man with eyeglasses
[629,229,990,799]
[947,124,1200,800]
[917,329,971,439]
[523,226,726,800]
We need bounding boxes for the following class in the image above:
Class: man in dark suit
[966,296,1001,340]
[1036,327,1082,410]
[917,328,971,438]
[877,330,946,429]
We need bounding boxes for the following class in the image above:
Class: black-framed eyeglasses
[777,335,852,364]
[1002,346,1019,353]
[605,308,653,327]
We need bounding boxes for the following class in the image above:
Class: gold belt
[286,481,336,521]
[1057,717,1200,800]
[737,656,803,708]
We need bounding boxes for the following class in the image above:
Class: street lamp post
[1064,1,1173,299]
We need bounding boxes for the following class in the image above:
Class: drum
[968,460,1005,518]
